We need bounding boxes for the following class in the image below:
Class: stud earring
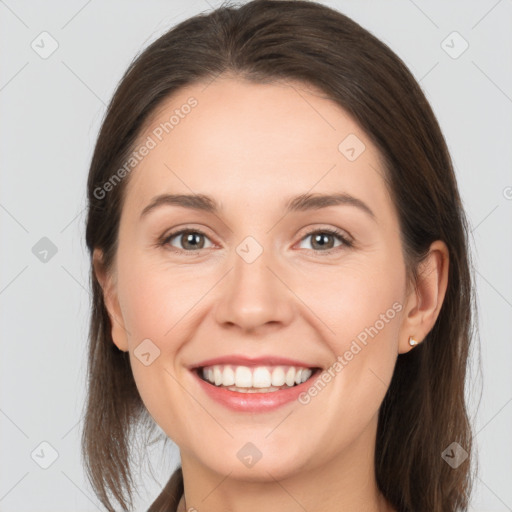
[408,336,418,347]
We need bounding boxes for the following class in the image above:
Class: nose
[214,241,295,334]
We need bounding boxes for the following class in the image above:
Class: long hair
[82,1,479,510]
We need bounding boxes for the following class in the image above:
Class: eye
[160,229,214,253]
[158,226,353,255]
[296,228,353,254]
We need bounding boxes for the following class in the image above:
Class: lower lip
[190,368,322,412]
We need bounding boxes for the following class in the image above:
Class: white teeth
[223,366,235,386]
[285,367,296,387]
[214,366,223,386]
[234,366,253,387]
[253,367,272,388]
[271,367,286,386]
[301,368,312,382]
[201,364,315,389]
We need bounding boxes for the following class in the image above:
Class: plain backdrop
[1,0,511,510]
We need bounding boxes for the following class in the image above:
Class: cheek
[294,253,404,346]
[290,266,403,451]
[118,257,206,344]
[333,271,403,349]
[114,259,199,427]
[297,253,404,398]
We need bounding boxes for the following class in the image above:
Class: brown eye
[297,228,352,253]
[163,229,213,252]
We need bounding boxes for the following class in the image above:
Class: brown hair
[82,1,479,510]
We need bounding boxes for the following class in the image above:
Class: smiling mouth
[194,365,322,393]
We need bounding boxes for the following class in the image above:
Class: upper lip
[188,355,321,370]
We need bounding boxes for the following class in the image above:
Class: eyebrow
[140,192,376,220]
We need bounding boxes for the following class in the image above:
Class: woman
[82,1,477,510]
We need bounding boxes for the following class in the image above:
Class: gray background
[1,0,511,510]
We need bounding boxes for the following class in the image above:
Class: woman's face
[97,77,414,481]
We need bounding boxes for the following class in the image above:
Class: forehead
[123,77,390,218]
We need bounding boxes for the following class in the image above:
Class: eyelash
[157,227,353,256]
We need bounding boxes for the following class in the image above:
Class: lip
[189,366,322,412]
[188,354,321,370]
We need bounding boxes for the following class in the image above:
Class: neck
[177,414,394,512]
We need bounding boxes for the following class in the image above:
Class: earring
[408,336,418,347]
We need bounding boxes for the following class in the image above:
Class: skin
[94,76,449,512]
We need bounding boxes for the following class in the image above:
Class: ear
[398,240,449,354]
[92,248,129,352]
